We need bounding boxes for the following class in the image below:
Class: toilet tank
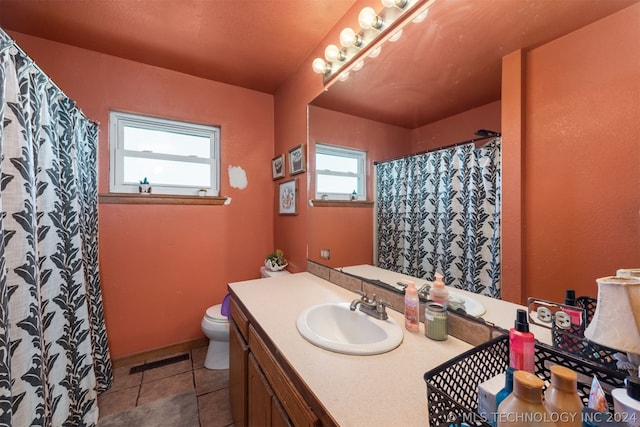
[260,266,291,278]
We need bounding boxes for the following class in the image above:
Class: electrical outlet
[320,249,330,260]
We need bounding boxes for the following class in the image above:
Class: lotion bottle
[543,365,583,427]
[497,370,557,426]
[404,280,419,332]
[429,272,449,306]
[509,309,535,373]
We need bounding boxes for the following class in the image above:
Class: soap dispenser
[404,280,419,332]
[429,272,449,306]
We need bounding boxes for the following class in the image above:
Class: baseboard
[111,337,209,368]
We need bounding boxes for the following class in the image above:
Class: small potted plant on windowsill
[265,249,288,272]
[139,177,151,194]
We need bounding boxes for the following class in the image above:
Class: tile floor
[97,345,234,427]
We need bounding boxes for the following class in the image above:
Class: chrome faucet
[349,291,392,321]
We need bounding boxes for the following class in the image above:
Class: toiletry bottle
[493,367,516,424]
[612,375,640,427]
[509,309,535,373]
[544,365,583,427]
[429,272,449,306]
[497,370,557,426]
[563,289,584,333]
[404,280,419,332]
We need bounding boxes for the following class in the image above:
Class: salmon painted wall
[412,101,502,152]
[8,32,275,359]
[520,4,640,303]
[273,0,378,271]
[307,106,412,267]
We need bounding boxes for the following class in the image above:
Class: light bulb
[381,0,408,8]
[412,8,429,23]
[339,28,362,48]
[389,29,403,42]
[312,58,329,74]
[324,44,343,62]
[368,46,382,58]
[358,7,382,30]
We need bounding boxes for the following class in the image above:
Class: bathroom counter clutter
[228,271,543,426]
[339,264,552,345]
[228,272,471,425]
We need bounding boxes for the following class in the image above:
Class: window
[109,111,220,196]
[315,143,366,200]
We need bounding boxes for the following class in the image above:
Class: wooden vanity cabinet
[248,353,274,426]
[229,298,249,426]
[229,294,323,427]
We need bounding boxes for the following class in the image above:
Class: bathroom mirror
[306,0,639,302]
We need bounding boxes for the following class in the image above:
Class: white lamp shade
[584,276,640,354]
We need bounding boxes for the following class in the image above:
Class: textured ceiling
[312,0,640,128]
[1,0,638,127]
[0,0,357,94]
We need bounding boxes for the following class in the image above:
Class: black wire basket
[551,296,622,371]
[423,334,626,427]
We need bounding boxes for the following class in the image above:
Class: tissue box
[478,373,505,422]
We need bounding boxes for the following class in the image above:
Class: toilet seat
[204,304,228,323]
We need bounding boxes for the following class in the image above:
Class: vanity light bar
[312,0,436,83]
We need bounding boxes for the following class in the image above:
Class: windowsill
[310,199,374,208]
[99,193,228,205]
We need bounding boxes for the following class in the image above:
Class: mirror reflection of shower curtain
[0,30,113,426]
[375,138,501,298]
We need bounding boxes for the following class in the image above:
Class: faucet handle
[376,299,391,320]
[378,300,392,308]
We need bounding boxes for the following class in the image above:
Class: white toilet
[260,266,291,278]
[200,304,230,370]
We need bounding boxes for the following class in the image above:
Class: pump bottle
[429,272,449,306]
[509,309,535,373]
[404,280,419,332]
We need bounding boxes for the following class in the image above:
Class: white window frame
[315,143,367,200]
[109,111,220,196]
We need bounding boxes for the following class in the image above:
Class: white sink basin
[296,302,403,355]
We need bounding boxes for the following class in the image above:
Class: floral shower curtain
[376,139,501,298]
[0,30,112,426]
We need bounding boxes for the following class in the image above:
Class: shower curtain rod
[373,129,501,165]
[4,33,98,126]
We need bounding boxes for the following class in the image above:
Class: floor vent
[129,353,190,375]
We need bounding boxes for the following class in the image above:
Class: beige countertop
[229,270,551,426]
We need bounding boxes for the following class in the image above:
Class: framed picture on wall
[288,144,306,175]
[271,154,285,180]
[278,179,297,215]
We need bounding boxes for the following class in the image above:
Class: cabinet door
[272,397,293,427]
[229,320,248,427]
[248,353,273,427]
